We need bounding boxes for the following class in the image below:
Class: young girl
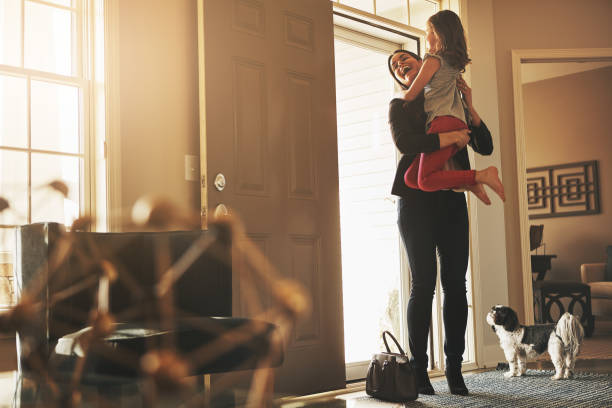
[402,10,505,204]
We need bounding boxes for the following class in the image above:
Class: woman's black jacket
[389,94,493,198]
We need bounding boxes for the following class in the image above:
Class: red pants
[404,116,476,191]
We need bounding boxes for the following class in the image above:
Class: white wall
[464,0,508,368]
[464,0,612,367]
[489,0,612,323]
[110,0,201,227]
[524,67,612,281]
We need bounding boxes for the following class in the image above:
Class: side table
[531,254,557,281]
[533,280,595,337]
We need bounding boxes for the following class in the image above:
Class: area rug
[348,369,612,407]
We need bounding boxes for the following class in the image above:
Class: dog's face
[486,305,520,332]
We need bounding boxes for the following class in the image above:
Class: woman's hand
[457,76,472,107]
[439,129,470,150]
[457,76,482,127]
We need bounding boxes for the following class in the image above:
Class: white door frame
[511,48,612,325]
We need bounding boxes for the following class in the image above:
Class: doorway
[333,27,405,381]
[333,22,477,380]
[511,48,612,324]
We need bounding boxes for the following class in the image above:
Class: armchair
[12,222,282,390]
[580,249,612,319]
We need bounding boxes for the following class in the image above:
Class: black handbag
[366,331,418,402]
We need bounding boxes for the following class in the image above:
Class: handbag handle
[382,331,406,356]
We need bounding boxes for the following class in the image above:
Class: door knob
[214,203,229,218]
[214,173,226,191]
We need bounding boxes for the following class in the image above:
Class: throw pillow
[606,245,612,281]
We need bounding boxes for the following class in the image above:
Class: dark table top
[531,254,557,281]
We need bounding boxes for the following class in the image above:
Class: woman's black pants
[397,191,469,370]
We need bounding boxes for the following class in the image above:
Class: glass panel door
[334,29,406,380]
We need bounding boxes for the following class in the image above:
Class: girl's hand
[457,76,472,107]
[453,129,471,149]
[439,129,470,150]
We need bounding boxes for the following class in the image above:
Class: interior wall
[116,0,200,220]
[524,66,612,280]
[464,0,509,367]
[487,0,612,319]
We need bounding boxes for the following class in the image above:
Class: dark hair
[427,10,471,72]
[387,50,426,121]
[387,49,421,90]
[494,306,520,332]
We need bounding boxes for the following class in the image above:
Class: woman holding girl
[387,10,499,396]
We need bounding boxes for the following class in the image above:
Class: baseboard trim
[482,344,506,369]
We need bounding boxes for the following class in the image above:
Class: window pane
[24,2,74,76]
[409,0,438,31]
[376,0,408,24]
[340,0,374,14]
[0,230,15,257]
[0,75,28,148]
[31,80,80,154]
[44,0,74,7]
[31,153,80,225]
[0,0,22,67]
[0,150,28,225]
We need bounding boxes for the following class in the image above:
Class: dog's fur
[486,305,584,380]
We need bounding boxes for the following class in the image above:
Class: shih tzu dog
[486,305,584,380]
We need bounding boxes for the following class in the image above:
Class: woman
[388,49,494,396]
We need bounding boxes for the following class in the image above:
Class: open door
[197,0,345,395]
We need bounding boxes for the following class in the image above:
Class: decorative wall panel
[289,235,320,346]
[233,0,265,37]
[526,161,600,219]
[235,234,270,317]
[284,12,314,52]
[232,58,269,196]
[287,72,316,199]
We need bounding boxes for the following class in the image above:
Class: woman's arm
[402,57,441,102]
[389,99,469,155]
[457,76,493,155]
[389,99,438,155]
[457,76,481,126]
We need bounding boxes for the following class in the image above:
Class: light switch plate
[185,155,199,181]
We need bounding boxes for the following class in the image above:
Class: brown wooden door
[198,0,345,395]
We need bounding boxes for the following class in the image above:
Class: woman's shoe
[416,368,435,395]
[445,366,469,396]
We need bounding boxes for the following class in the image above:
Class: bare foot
[466,183,491,205]
[475,166,506,202]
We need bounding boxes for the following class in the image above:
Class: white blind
[335,35,403,365]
